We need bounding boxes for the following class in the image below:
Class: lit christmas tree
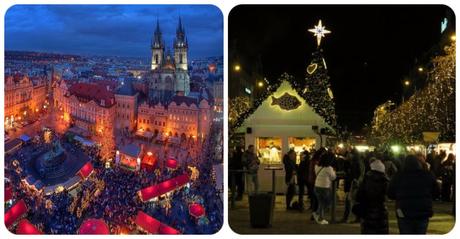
[295,20,337,128]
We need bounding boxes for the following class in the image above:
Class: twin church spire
[151,17,188,71]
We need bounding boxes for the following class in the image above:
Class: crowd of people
[5,125,223,234]
[230,144,455,234]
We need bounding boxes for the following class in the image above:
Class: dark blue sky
[5,5,223,59]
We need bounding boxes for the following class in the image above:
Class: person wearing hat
[356,159,389,234]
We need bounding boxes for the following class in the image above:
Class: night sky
[5,5,223,59]
[229,5,454,131]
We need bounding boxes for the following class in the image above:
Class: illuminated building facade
[55,81,116,135]
[5,74,47,126]
[137,95,212,139]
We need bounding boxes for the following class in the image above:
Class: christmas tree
[295,20,337,128]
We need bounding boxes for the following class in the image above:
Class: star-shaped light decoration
[308,20,331,47]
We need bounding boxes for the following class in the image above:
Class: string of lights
[371,42,456,144]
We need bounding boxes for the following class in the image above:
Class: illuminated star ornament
[308,20,331,47]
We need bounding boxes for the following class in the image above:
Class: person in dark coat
[440,153,455,202]
[356,159,389,234]
[388,155,440,234]
[231,146,245,200]
[284,149,297,209]
[297,148,310,211]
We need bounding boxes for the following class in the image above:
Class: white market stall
[237,80,334,193]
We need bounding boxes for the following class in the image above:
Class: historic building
[149,18,190,102]
[5,74,47,127]
[115,78,138,132]
[137,94,212,139]
[54,81,116,135]
[50,18,214,140]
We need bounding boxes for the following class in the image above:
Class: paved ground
[229,194,455,234]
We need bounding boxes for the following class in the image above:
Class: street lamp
[451,34,456,42]
[418,67,424,72]
[257,81,264,87]
[404,80,410,86]
[233,64,241,72]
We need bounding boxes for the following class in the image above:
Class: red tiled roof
[68,82,115,107]
[93,79,119,91]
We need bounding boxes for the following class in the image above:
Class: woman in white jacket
[312,152,336,225]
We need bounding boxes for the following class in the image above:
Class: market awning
[5,138,23,154]
[19,134,31,143]
[135,211,161,234]
[141,152,157,172]
[5,199,28,228]
[166,158,178,169]
[5,186,13,202]
[78,162,94,179]
[78,218,110,234]
[159,224,181,234]
[74,135,96,147]
[16,219,42,234]
[119,144,141,158]
[138,174,189,202]
[136,130,154,139]
[189,203,206,218]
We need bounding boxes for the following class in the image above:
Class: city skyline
[6,5,223,58]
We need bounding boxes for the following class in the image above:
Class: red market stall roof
[189,203,206,218]
[78,219,110,234]
[159,224,181,234]
[138,174,189,202]
[16,219,42,234]
[5,186,13,202]
[5,199,28,228]
[141,153,157,172]
[166,158,178,169]
[135,211,181,235]
[135,211,161,234]
[78,162,94,179]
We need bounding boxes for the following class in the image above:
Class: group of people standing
[230,143,455,234]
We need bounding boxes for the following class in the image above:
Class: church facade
[149,18,190,102]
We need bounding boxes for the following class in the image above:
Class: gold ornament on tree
[307,63,318,74]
